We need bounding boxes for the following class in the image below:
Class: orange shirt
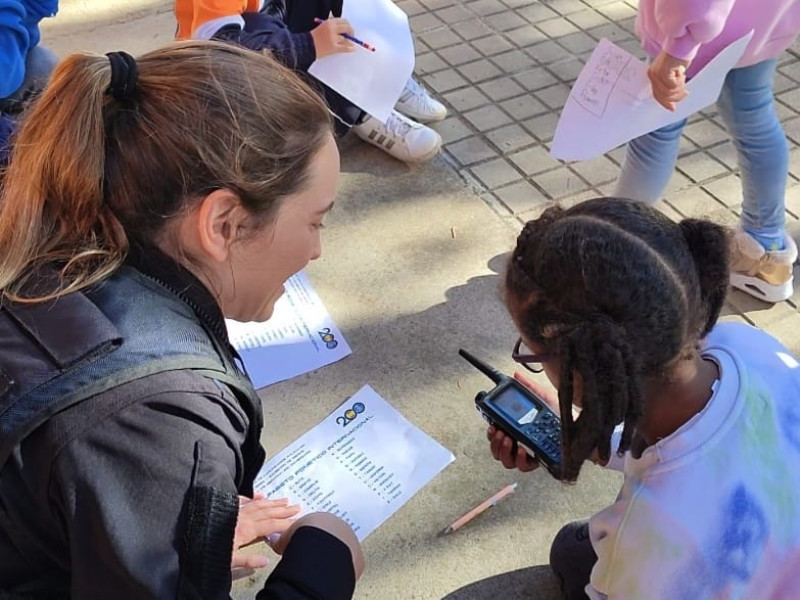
[175,0,263,39]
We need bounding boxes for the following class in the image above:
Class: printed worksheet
[225,271,351,389]
[551,32,753,161]
[254,385,455,541]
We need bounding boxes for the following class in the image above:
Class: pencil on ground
[438,482,518,536]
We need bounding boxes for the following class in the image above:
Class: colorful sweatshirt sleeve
[653,0,738,62]
[0,1,31,98]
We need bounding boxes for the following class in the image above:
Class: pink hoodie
[637,0,800,76]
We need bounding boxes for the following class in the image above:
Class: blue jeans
[614,59,788,237]
[0,45,59,112]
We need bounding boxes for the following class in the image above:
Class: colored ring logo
[336,402,366,427]
[318,327,339,349]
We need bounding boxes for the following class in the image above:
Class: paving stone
[785,184,800,219]
[452,19,494,40]
[568,155,618,186]
[415,51,448,74]
[472,35,515,56]
[410,12,445,32]
[587,22,632,43]
[485,10,529,31]
[458,59,503,83]
[684,119,729,148]
[707,141,739,171]
[432,116,474,144]
[443,87,491,111]
[470,158,524,188]
[536,17,579,38]
[501,0,539,7]
[506,26,548,48]
[784,117,800,145]
[479,77,527,101]
[465,0,507,16]
[499,94,549,120]
[566,9,610,30]
[595,1,637,21]
[533,167,591,199]
[420,0,458,8]
[557,32,598,55]
[447,136,498,165]
[419,28,461,49]
[516,3,560,23]
[534,82,572,109]
[508,144,562,175]
[544,0,589,15]
[727,292,798,328]
[550,58,585,83]
[435,4,474,23]
[486,124,538,153]
[666,187,725,219]
[676,152,730,183]
[521,112,560,142]
[527,39,569,64]
[424,68,469,93]
[494,180,550,213]
[397,0,427,17]
[702,174,743,208]
[513,67,559,90]
[463,104,513,130]
[438,43,482,65]
[491,50,536,73]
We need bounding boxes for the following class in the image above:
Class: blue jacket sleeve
[0,1,31,98]
[0,111,13,165]
[213,12,316,72]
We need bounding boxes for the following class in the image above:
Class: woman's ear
[195,189,246,263]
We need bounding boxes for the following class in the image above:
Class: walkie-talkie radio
[459,349,562,479]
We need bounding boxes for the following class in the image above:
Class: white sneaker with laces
[353,110,442,163]
[394,77,447,123]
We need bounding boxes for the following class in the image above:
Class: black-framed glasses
[511,337,553,373]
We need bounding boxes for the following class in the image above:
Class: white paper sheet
[254,385,455,541]
[307,0,414,122]
[225,271,351,389]
[550,32,754,161]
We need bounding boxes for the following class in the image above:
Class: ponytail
[0,53,127,302]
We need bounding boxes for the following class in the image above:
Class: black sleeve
[213,14,316,71]
[48,371,355,600]
[257,528,356,600]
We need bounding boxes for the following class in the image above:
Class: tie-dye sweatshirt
[636,0,800,77]
[587,322,800,599]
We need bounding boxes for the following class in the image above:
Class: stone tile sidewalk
[403,0,800,352]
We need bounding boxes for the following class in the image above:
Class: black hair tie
[105,51,139,102]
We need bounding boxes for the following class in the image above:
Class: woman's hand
[231,494,301,570]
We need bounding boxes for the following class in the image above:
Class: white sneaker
[729,228,798,303]
[353,110,442,163]
[394,77,447,123]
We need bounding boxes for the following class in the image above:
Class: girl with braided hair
[488,198,800,599]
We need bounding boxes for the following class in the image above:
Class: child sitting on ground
[489,198,800,599]
[174,0,446,164]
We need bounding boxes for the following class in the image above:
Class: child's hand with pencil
[310,17,357,59]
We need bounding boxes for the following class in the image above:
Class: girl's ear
[194,189,247,263]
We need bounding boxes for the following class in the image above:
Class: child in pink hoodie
[614,0,800,304]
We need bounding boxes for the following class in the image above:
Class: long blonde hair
[0,41,332,303]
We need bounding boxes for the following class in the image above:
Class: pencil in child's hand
[313,18,377,52]
[438,482,518,536]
